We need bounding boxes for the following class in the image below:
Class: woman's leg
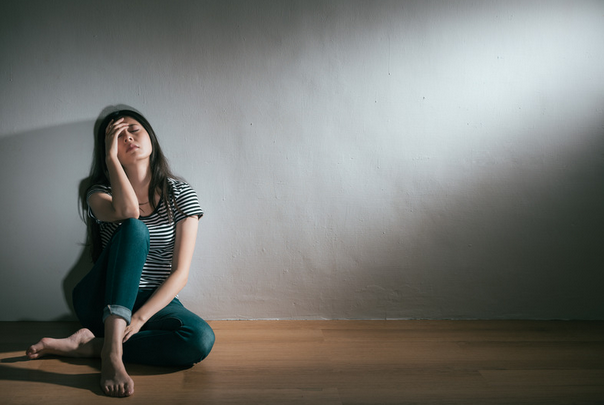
[72,218,150,336]
[101,315,134,397]
[122,292,215,367]
[28,218,149,397]
[83,218,150,397]
[26,328,101,359]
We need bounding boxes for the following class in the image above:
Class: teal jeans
[72,218,214,366]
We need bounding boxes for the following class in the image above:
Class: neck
[123,162,153,202]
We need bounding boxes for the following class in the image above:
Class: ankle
[101,343,123,359]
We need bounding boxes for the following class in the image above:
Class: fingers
[122,326,131,343]
[106,118,129,138]
[122,325,138,343]
[105,119,129,158]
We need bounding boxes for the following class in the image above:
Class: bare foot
[26,328,97,359]
[101,352,134,397]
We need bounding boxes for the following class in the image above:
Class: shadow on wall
[0,105,172,321]
[0,121,97,321]
[62,175,96,319]
[0,115,603,320]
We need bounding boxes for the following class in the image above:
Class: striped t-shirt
[87,178,203,290]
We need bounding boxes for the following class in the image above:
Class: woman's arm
[89,118,140,222]
[123,216,200,342]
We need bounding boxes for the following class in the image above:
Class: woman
[26,109,215,397]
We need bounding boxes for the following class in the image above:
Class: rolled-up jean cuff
[103,305,132,325]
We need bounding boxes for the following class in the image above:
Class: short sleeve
[171,180,203,223]
[86,184,112,223]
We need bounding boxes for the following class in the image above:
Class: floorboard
[1,320,603,404]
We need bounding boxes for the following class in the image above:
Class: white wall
[1,0,603,321]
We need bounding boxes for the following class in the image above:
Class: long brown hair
[87,109,182,262]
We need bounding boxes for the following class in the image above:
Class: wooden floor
[0,321,603,404]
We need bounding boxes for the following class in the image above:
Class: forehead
[119,116,142,126]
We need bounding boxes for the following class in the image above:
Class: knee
[119,218,150,246]
[183,320,215,364]
[121,218,149,237]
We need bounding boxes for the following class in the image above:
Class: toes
[103,385,119,397]
[102,382,134,397]
[26,343,43,359]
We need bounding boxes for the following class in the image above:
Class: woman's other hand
[122,315,146,343]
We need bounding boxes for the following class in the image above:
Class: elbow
[124,208,140,219]
[178,273,189,289]
[172,270,189,289]
[115,206,140,220]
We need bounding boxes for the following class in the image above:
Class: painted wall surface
[1,0,603,320]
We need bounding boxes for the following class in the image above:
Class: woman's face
[115,116,153,166]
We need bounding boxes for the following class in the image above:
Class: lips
[126,144,139,152]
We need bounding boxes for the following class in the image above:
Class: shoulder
[168,178,203,220]
[86,184,113,222]
[87,184,111,199]
[168,178,196,197]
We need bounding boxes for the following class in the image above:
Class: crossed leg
[26,327,99,359]
[27,219,149,397]
[26,315,135,397]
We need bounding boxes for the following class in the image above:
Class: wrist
[131,312,148,324]
[105,153,119,163]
